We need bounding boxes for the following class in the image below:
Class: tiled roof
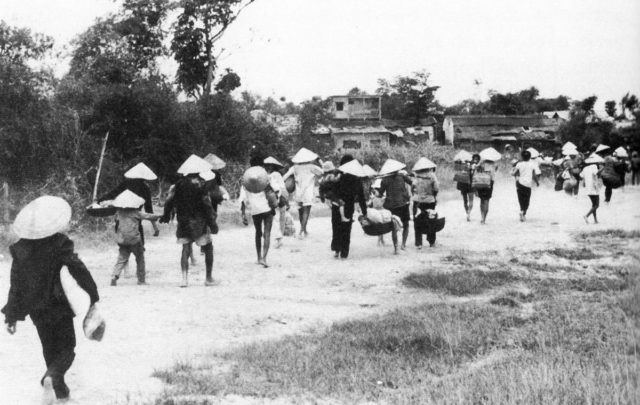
[447,115,558,128]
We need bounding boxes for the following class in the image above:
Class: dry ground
[1,182,639,404]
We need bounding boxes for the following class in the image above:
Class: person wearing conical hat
[328,155,368,259]
[2,196,100,403]
[411,158,439,248]
[378,159,412,249]
[581,154,604,223]
[240,155,276,267]
[98,162,160,240]
[283,148,323,239]
[160,155,217,287]
[512,150,541,222]
[561,148,583,197]
[264,156,288,248]
[110,190,162,286]
[474,153,496,224]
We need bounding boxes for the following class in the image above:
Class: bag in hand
[83,304,106,341]
[285,175,296,194]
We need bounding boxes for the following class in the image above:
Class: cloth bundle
[601,166,622,189]
[358,214,402,236]
[453,171,471,184]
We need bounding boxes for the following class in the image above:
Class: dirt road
[1,183,639,404]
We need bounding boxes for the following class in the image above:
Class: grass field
[151,229,639,404]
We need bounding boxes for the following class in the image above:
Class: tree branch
[209,0,256,45]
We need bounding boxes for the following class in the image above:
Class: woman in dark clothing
[3,196,100,403]
[160,155,218,287]
[332,155,368,259]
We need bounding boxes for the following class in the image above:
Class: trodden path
[1,183,639,404]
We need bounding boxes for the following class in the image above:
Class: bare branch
[209,0,256,44]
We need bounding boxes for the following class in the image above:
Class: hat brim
[13,196,72,239]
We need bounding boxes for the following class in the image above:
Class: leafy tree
[376,70,440,124]
[605,100,617,118]
[171,0,256,98]
[214,68,241,94]
[444,99,488,115]
[621,92,639,119]
[347,87,368,96]
[0,22,56,183]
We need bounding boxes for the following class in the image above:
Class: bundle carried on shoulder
[284,175,296,194]
[554,173,565,191]
[601,166,622,189]
[471,171,492,190]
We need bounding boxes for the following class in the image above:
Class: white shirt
[513,160,541,188]
[239,186,271,215]
[284,163,322,205]
[269,171,287,197]
[580,164,601,195]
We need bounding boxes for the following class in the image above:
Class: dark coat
[2,234,99,324]
[162,177,217,238]
[98,179,154,213]
[336,173,368,219]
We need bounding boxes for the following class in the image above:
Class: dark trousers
[32,312,76,399]
[516,182,532,214]
[331,205,352,258]
[604,185,613,202]
[414,202,436,247]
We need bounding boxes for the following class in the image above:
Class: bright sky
[2,0,640,109]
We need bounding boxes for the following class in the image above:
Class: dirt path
[1,184,639,404]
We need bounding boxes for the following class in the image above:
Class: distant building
[443,115,562,153]
[329,95,381,121]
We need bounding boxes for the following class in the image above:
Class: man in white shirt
[512,150,541,222]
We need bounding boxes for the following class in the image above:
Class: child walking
[2,196,100,403]
[581,154,604,224]
[110,190,161,286]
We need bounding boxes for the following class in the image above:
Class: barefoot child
[581,154,604,224]
[2,196,100,403]
[110,190,161,286]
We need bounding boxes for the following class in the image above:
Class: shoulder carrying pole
[92,131,109,202]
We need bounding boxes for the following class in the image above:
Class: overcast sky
[2,0,639,109]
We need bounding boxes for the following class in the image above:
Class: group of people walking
[3,141,638,403]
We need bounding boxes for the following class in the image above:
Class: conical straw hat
[242,166,270,193]
[595,144,610,153]
[562,141,576,149]
[13,196,72,239]
[362,164,377,177]
[479,147,502,161]
[339,159,367,177]
[112,190,145,209]
[264,156,284,167]
[124,163,157,180]
[614,146,628,158]
[552,158,565,166]
[204,153,226,170]
[453,150,473,162]
[177,154,213,175]
[585,154,604,164]
[379,159,406,176]
[199,170,216,181]
[562,147,578,156]
[412,157,436,171]
[291,147,318,164]
[526,147,540,159]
